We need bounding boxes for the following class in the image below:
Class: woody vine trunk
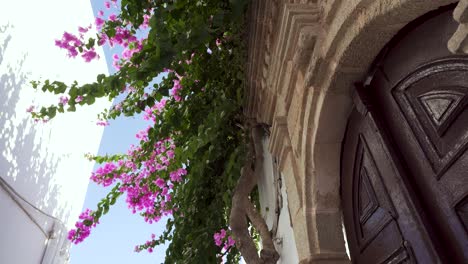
[230,124,280,264]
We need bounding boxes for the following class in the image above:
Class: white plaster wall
[0,1,110,263]
[258,137,277,229]
[275,173,299,264]
[258,137,299,264]
[0,187,46,264]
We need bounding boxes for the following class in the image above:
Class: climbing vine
[29,1,279,263]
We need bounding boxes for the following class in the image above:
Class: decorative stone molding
[269,116,292,171]
[292,28,318,72]
[269,115,306,226]
[246,0,281,120]
[269,4,320,109]
[286,71,308,159]
[246,1,320,123]
[448,0,468,53]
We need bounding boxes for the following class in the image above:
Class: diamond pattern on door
[353,135,396,250]
[358,168,379,226]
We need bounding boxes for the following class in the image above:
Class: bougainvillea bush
[30,1,279,263]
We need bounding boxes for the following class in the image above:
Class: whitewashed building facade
[0,1,110,263]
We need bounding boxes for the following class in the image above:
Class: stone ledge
[299,253,350,264]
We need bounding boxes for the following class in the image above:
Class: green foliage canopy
[30,0,251,263]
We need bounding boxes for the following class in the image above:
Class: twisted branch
[229,124,279,264]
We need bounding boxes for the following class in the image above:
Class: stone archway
[246,0,459,263]
[302,1,458,262]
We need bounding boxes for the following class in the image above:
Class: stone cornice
[246,0,281,119]
[246,1,320,124]
[268,4,319,95]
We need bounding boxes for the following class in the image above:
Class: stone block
[454,0,468,23]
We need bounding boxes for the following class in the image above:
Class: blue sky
[69,2,168,263]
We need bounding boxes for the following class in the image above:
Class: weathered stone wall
[247,0,458,263]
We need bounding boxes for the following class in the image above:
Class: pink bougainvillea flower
[59,96,69,105]
[55,31,84,58]
[68,209,96,244]
[95,17,105,30]
[140,14,151,29]
[67,46,79,58]
[224,236,236,250]
[54,39,65,48]
[62,32,81,44]
[112,60,121,71]
[75,95,83,103]
[78,26,88,33]
[98,10,104,17]
[214,229,226,243]
[104,1,111,9]
[169,168,187,183]
[155,178,165,188]
[166,150,175,159]
[170,78,183,102]
[97,34,107,46]
[26,105,35,113]
[96,120,110,126]
[67,130,180,247]
[213,229,236,251]
[81,49,99,62]
[114,103,122,111]
[213,230,225,247]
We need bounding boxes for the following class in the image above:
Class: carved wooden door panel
[369,8,468,263]
[342,94,441,263]
[342,7,468,264]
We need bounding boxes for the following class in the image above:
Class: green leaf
[86,96,96,105]
[103,203,109,214]
[48,106,57,119]
[67,105,76,112]
[86,38,95,50]
[97,74,106,84]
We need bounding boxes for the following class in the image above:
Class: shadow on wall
[0,23,69,229]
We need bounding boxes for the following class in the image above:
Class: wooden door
[342,7,468,264]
